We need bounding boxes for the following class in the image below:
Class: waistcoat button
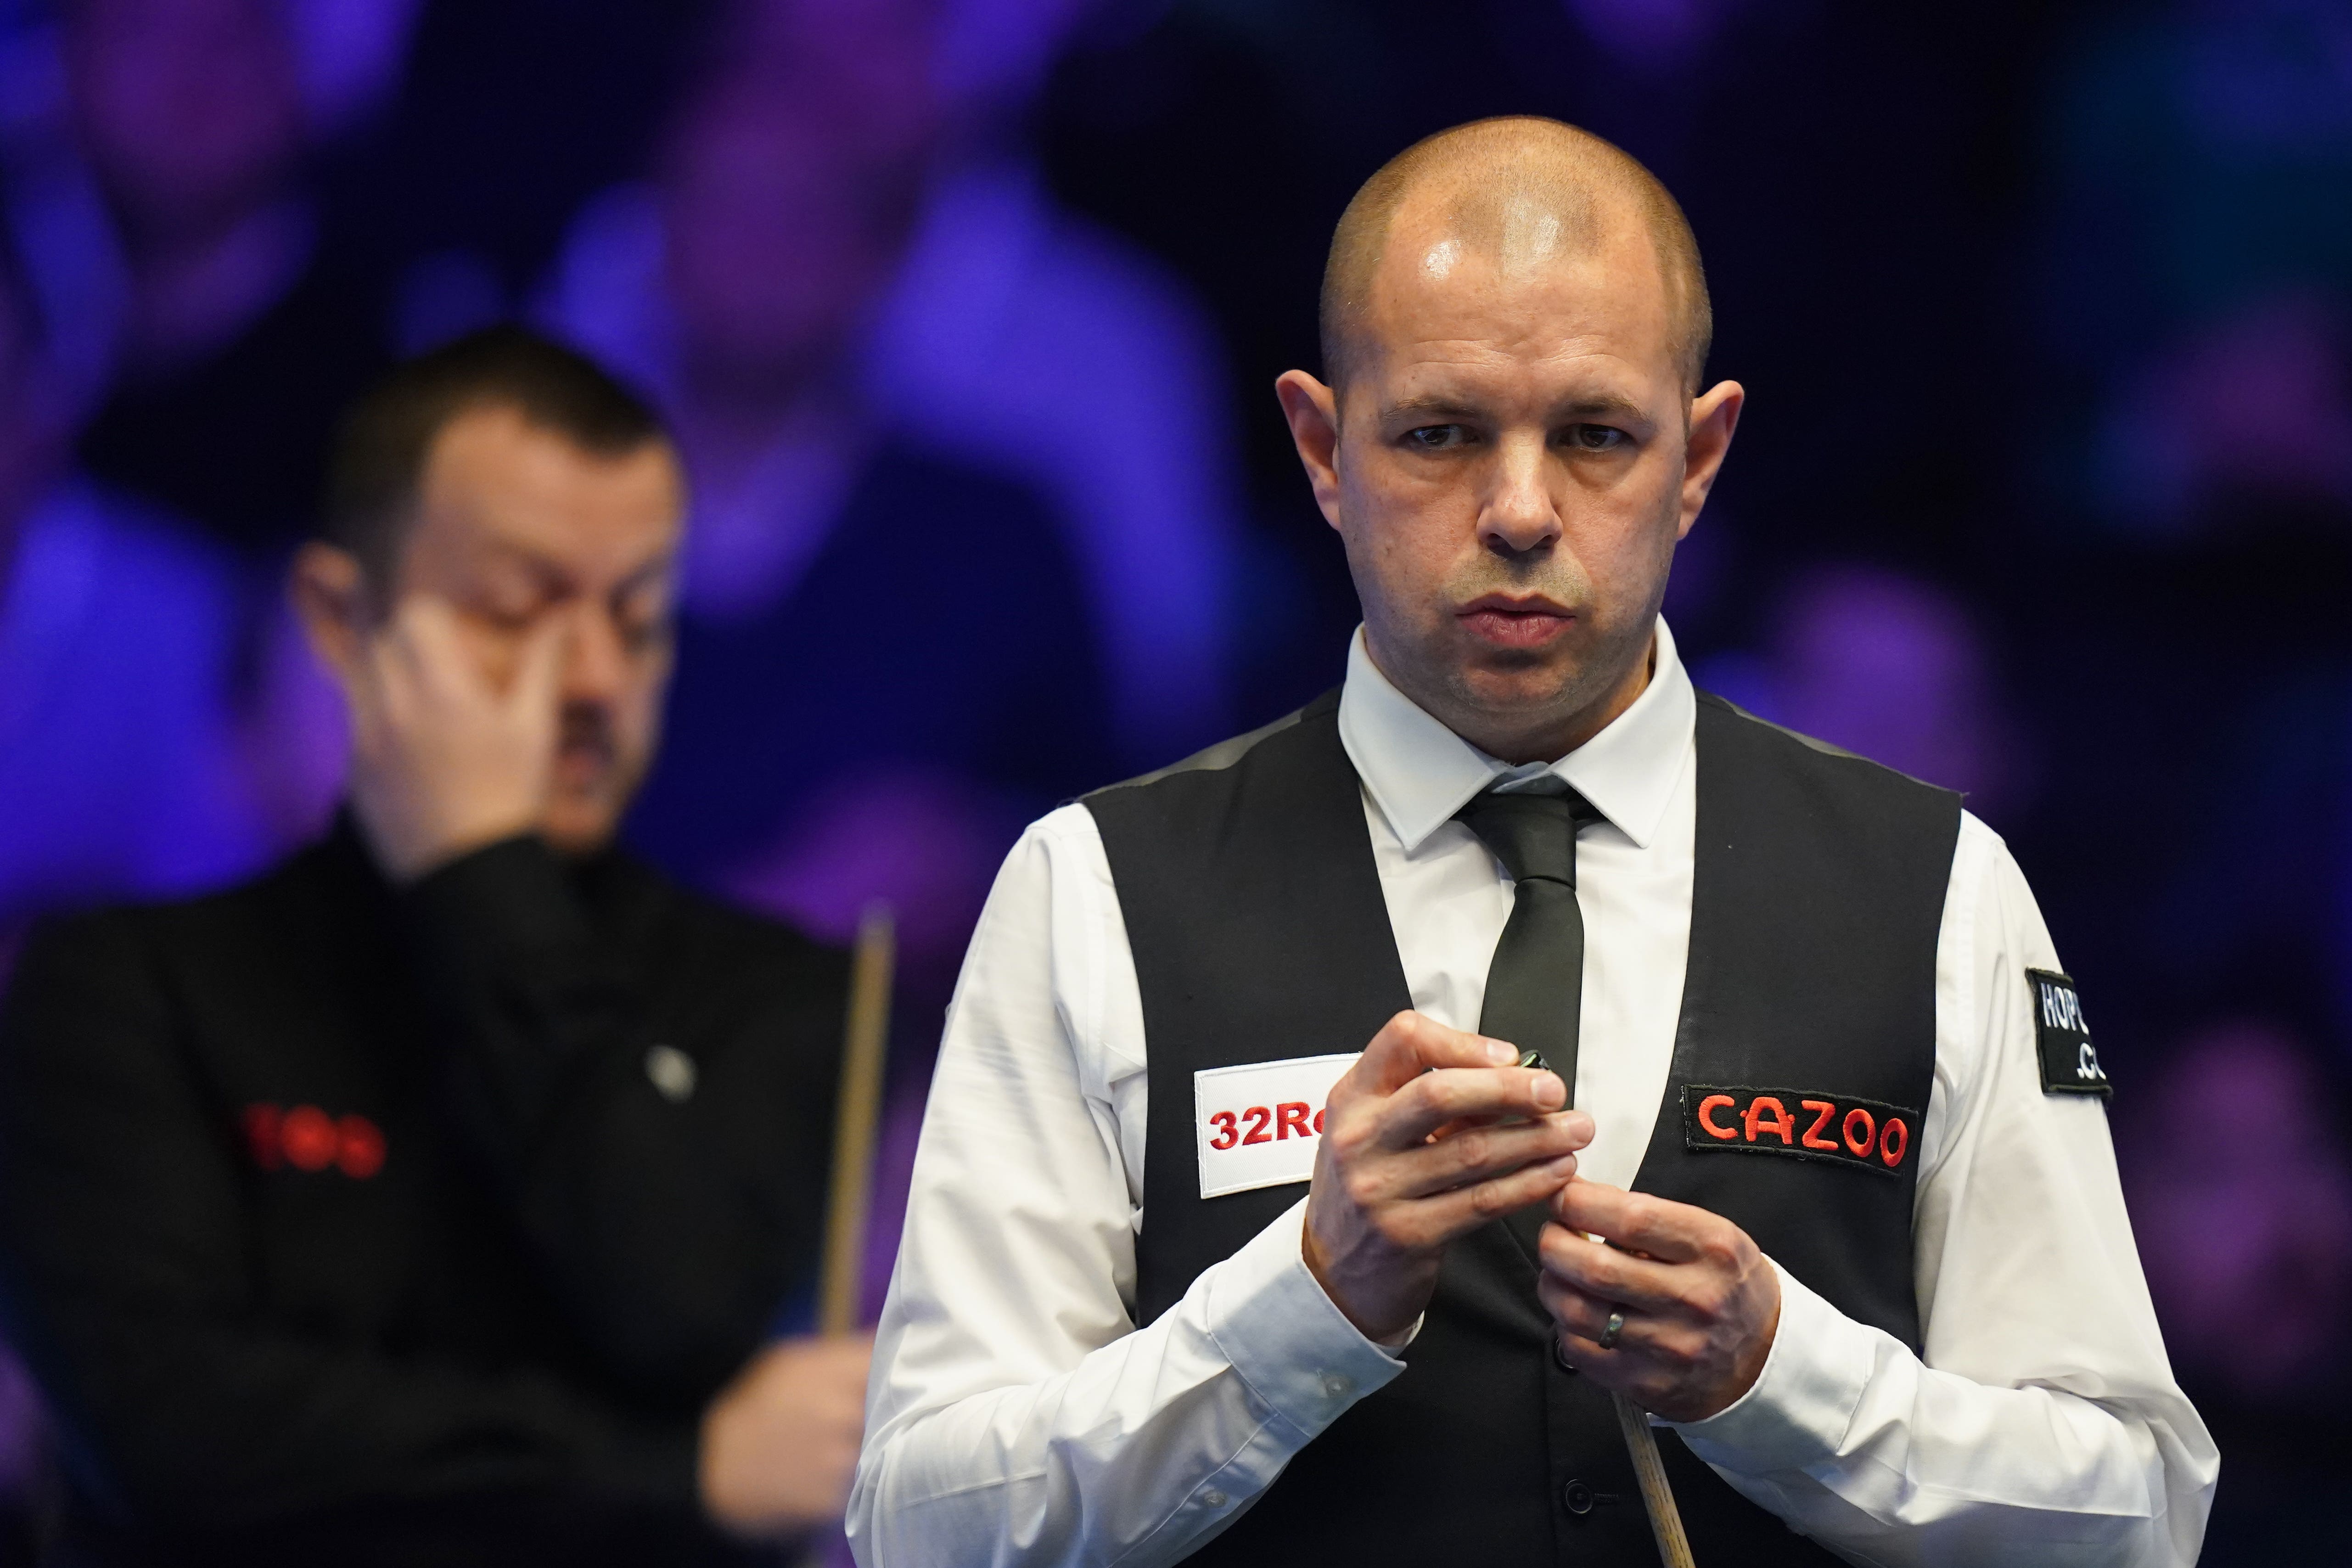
[1552,1336,1578,1374]
[1560,1479,1595,1515]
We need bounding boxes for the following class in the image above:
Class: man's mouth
[553,711,617,790]
[553,742,613,786]
[1456,595,1576,649]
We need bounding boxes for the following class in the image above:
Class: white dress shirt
[850,620,2218,1568]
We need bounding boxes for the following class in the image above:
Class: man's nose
[560,603,630,703]
[1478,432,1562,557]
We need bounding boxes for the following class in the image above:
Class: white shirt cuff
[1668,1258,1874,1474]
[1204,1198,1409,1438]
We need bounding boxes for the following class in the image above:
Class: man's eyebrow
[1553,393,1650,423]
[613,554,675,597]
[1379,392,1655,423]
[472,539,569,587]
[1382,395,1486,421]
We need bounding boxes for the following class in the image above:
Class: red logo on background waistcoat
[241,1104,386,1179]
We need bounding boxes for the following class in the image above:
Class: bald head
[1320,117,1711,396]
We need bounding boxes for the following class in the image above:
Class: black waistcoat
[1083,688,1961,1567]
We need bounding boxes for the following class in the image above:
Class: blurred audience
[2038,0,2352,540]
[551,0,1241,780]
[344,0,714,357]
[1696,563,2030,821]
[0,330,870,1565]
[2125,1019,2352,1403]
[542,0,1155,988]
[57,0,394,556]
[868,0,1243,766]
[0,0,2347,1553]
[0,216,264,942]
[2121,1017,2352,1561]
[2093,288,2352,534]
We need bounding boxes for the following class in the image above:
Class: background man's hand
[335,595,569,881]
[1537,1180,1780,1421]
[699,1334,874,1539]
[1303,1011,1593,1343]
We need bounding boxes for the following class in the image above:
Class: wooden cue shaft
[818,904,896,1337]
[1613,1388,1697,1568]
[1561,1054,1697,1564]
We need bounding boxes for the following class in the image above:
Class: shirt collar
[1336,618,1696,854]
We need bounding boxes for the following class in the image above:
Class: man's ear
[1274,370,1345,531]
[1676,379,1745,541]
[288,543,371,683]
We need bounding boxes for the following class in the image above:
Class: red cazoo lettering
[1679,1085,1919,1178]
[1696,1094,1737,1139]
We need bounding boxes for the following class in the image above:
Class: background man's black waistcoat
[1084,687,1962,1568]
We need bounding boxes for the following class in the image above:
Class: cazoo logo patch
[1679,1085,1918,1177]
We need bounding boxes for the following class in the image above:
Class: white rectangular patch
[1194,1053,1358,1199]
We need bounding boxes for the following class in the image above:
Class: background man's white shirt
[849,620,2218,1568]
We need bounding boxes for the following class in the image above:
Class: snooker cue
[1550,1036,1695,1565]
[1613,1388,1697,1568]
[819,904,896,1337]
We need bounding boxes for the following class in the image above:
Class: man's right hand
[1302,1011,1592,1343]
[699,1333,875,1539]
[335,595,569,882]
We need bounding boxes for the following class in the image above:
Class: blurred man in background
[0,327,869,1566]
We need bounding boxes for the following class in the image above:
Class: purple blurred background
[0,0,2347,1557]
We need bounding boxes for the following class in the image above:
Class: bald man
[851,119,2215,1568]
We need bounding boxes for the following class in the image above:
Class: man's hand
[699,1334,874,1539]
[1537,1180,1780,1422]
[1303,1011,1593,1343]
[336,595,568,882]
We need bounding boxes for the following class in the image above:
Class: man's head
[292,328,686,855]
[1278,117,1743,764]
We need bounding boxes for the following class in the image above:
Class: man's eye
[617,608,672,652]
[475,602,538,632]
[1566,425,1629,451]
[1405,424,1469,450]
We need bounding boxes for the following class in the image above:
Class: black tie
[1457,787,1600,1101]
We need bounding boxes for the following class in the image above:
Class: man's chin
[541,787,628,859]
[1452,657,1591,714]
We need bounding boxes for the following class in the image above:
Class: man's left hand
[1537,1180,1780,1422]
[700,1333,875,1539]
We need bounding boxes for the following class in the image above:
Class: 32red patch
[1679,1085,1917,1177]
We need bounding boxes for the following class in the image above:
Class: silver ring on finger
[1596,1308,1626,1351]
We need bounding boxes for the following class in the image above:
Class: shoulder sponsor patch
[1194,1053,1357,1199]
[2026,968,2110,1097]
[1679,1085,1918,1177]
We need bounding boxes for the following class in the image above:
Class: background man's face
[1327,207,1718,749]
[391,405,685,853]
